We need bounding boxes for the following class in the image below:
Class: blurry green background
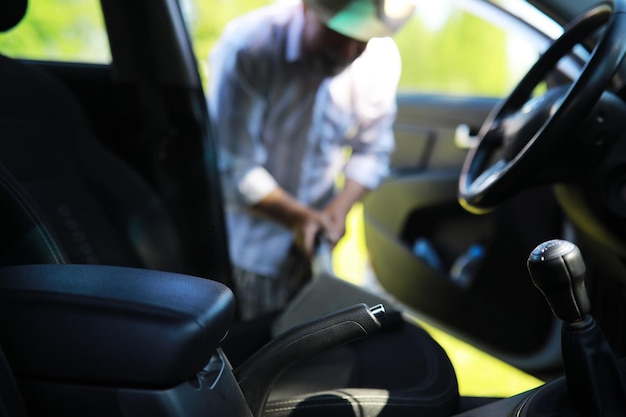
[0,0,544,398]
[0,0,528,95]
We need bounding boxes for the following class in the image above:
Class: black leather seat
[0,1,459,416]
[0,345,27,417]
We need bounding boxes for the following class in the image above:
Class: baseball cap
[303,0,415,42]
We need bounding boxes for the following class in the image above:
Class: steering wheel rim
[458,1,626,214]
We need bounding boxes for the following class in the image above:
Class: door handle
[454,124,479,149]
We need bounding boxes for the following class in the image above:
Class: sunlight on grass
[333,203,544,398]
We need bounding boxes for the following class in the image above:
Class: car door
[362,0,571,374]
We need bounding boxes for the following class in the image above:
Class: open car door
[362,0,576,375]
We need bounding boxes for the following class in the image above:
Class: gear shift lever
[528,239,626,416]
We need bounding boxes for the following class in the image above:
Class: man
[208,0,414,320]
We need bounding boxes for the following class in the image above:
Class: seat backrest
[0,164,67,266]
[0,345,26,417]
[0,52,187,272]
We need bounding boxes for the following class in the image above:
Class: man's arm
[319,37,401,247]
[249,180,368,259]
[250,187,334,258]
[322,179,368,244]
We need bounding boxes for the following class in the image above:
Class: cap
[304,0,415,42]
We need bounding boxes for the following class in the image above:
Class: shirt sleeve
[343,37,400,190]
[208,36,278,206]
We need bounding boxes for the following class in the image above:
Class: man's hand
[249,187,333,258]
[249,179,368,258]
[322,179,369,245]
[292,209,334,258]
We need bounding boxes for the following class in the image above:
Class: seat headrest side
[0,0,27,32]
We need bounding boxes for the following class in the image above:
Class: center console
[2,239,624,417]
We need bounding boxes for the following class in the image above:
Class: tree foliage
[0,0,533,97]
[395,9,510,95]
[0,0,109,62]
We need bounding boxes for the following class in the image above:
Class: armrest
[0,264,235,387]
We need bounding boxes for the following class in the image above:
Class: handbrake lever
[235,303,385,417]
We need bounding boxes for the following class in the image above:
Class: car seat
[0,345,26,417]
[0,1,459,416]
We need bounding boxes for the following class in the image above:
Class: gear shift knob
[527,239,590,323]
[526,239,626,417]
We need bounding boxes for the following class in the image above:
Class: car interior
[0,1,459,417]
[2,0,626,417]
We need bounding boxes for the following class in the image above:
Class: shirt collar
[285,5,305,63]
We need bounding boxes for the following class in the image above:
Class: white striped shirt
[208,3,400,276]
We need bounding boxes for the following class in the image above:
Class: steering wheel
[458,1,626,214]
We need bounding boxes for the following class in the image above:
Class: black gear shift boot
[517,358,626,417]
[561,317,626,416]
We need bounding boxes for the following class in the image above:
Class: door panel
[362,0,567,372]
[363,94,563,371]
[392,94,495,172]
[365,94,494,314]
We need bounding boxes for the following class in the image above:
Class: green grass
[333,203,544,398]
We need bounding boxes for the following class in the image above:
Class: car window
[181,0,271,88]
[395,0,556,97]
[182,0,559,98]
[0,0,110,63]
